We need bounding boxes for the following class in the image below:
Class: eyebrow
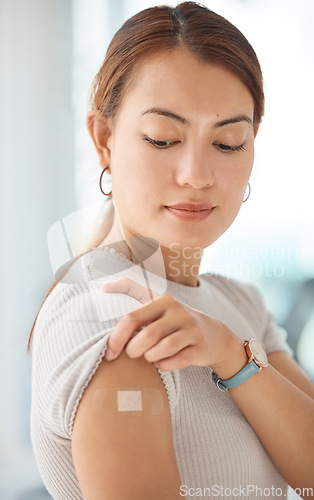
[140,107,188,125]
[140,107,253,128]
[214,115,254,128]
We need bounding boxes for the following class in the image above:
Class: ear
[253,123,260,138]
[86,110,113,171]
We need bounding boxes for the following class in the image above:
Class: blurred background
[0,0,313,498]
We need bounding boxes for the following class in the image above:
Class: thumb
[102,277,160,304]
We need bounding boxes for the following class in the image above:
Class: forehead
[118,48,254,122]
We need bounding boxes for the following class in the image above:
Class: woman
[29,2,314,499]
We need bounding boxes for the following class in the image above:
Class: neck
[160,244,202,287]
[98,210,202,287]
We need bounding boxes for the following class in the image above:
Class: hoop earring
[243,182,251,203]
[99,166,112,196]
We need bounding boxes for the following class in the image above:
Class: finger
[143,330,191,363]
[102,277,160,304]
[125,313,182,359]
[105,294,173,360]
[154,347,194,372]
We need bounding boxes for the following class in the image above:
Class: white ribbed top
[30,246,292,499]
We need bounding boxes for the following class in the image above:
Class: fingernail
[105,349,115,361]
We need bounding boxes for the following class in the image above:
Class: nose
[176,144,215,189]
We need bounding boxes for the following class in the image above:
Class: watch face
[250,340,268,367]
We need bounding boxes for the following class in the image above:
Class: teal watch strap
[212,360,260,392]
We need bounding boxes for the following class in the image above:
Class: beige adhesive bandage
[92,387,164,416]
[117,390,142,412]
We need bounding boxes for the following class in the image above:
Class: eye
[144,137,177,149]
[214,142,246,153]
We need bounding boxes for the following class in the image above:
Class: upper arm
[72,349,182,500]
[268,351,314,398]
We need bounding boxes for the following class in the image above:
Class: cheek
[110,153,160,218]
[229,144,254,182]
[114,144,168,196]
[216,152,253,210]
[219,161,252,189]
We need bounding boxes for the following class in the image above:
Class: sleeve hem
[68,339,110,437]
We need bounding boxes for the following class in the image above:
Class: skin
[83,47,314,496]
[88,47,258,287]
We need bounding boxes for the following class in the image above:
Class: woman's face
[105,47,257,252]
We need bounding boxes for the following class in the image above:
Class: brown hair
[90,1,264,123]
[27,1,264,351]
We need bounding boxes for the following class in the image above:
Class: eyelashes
[213,142,246,153]
[144,136,246,153]
[144,137,177,149]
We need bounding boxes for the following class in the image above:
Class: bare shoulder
[72,349,182,500]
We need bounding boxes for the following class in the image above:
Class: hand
[102,277,240,372]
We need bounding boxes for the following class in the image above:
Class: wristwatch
[212,339,268,392]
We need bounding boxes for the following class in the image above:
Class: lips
[164,203,213,222]
[165,202,213,211]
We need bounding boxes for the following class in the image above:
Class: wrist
[211,336,248,380]
[212,338,269,392]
